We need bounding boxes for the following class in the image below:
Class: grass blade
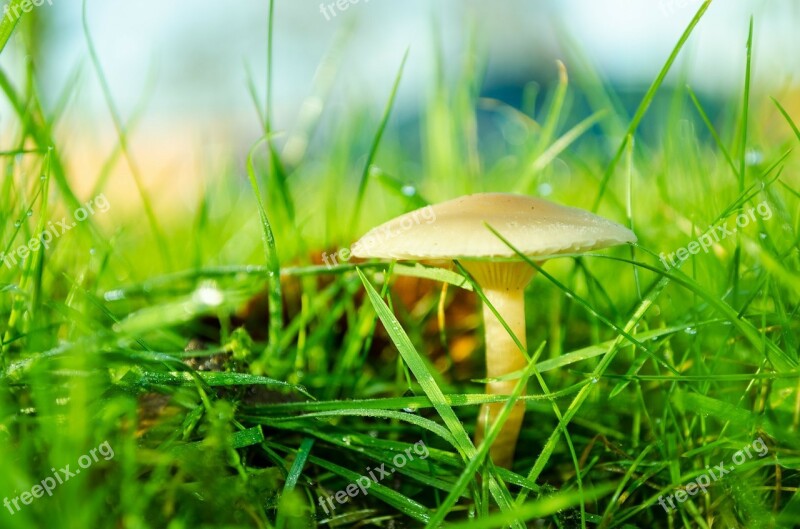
[592,0,712,211]
[349,49,408,233]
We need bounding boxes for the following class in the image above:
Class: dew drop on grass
[684,327,697,335]
[104,290,125,301]
[193,283,224,307]
[26,210,32,217]
[401,185,416,197]
[591,377,598,384]
[759,232,767,239]
[89,247,96,255]
[537,182,553,196]
[14,220,21,227]
[342,436,351,446]
[745,149,763,166]
[40,174,46,180]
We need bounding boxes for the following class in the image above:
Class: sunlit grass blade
[425,343,546,528]
[772,96,800,143]
[601,252,798,371]
[246,139,285,368]
[592,0,712,211]
[82,0,173,269]
[688,85,738,178]
[516,109,608,194]
[357,267,523,526]
[445,483,616,529]
[306,453,432,523]
[349,49,408,233]
[0,0,23,53]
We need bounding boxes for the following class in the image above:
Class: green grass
[2,1,800,527]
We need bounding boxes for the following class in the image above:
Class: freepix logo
[319,0,370,21]
[3,0,53,22]
[317,440,429,516]
[4,441,115,516]
[322,204,436,269]
[658,200,772,270]
[657,437,769,513]
[1,193,111,269]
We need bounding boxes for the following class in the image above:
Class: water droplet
[89,247,96,255]
[40,175,46,180]
[342,436,351,446]
[684,327,697,335]
[591,377,598,384]
[537,182,553,196]
[26,210,32,217]
[401,185,416,197]
[193,283,224,307]
[759,232,767,239]
[403,404,418,413]
[745,150,763,166]
[104,289,126,301]
[14,220,21,227]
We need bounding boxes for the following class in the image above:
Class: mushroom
[353,193,636,468]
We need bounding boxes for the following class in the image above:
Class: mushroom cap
[352,193,636,260]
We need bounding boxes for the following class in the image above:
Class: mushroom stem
[463,261,535,469]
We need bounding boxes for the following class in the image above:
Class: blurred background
[2,4,800,526]
[1,0,798,259]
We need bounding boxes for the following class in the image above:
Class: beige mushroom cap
[352,193,637,260]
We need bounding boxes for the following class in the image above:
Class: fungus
[353,193,636,467]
